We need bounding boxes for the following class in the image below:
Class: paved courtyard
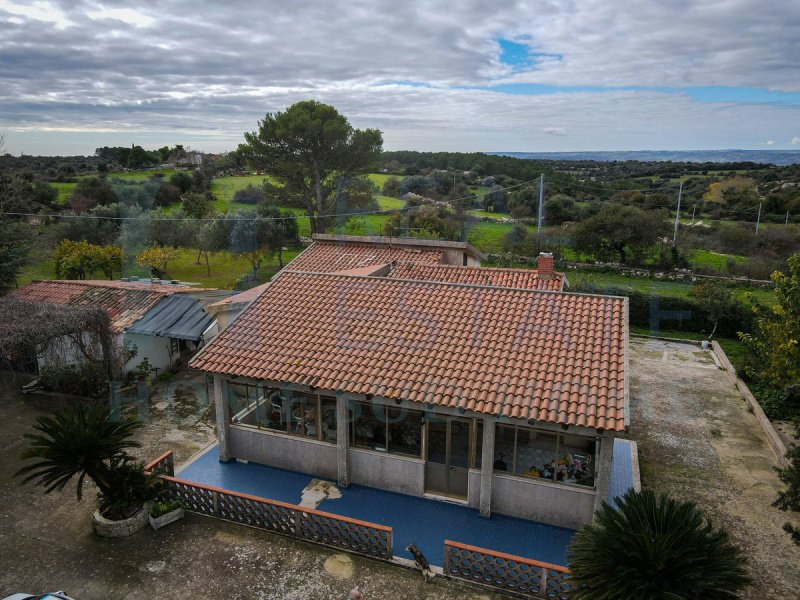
[628,337,800,600]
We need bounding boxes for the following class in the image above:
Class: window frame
[492,423,598,489]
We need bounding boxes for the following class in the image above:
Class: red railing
[443,540,572,598]
[144,451,392,559]
[144,451,175,476]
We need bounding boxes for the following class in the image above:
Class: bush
[38,363,107,398]
[150,499,186,518]
[570,283,753,338]
[750,383,800,421]
[233,184,263,204]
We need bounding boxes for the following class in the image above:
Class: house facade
[191,236,626,529]
[11,279,225,375]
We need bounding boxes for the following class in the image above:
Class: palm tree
[568,489,751,599]
[16,401,153,517]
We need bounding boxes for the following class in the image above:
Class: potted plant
[149,498,186,530]
[16,401,162,538]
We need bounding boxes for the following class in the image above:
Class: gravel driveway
[628,338,800,600]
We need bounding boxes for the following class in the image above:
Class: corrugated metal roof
[127,294,214,341]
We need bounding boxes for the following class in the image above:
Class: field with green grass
[570,269,775,304]
[689,249,747,271]
[17,247,302,290]
[107,169,176,181]
[51,182,75,204]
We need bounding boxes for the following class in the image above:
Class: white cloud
[0,0,799,153]
[0,0,73,28]
[766,139,775,145]
[791,137,800,145]
[87,6,155,28]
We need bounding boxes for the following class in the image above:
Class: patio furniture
[270,394,284,426]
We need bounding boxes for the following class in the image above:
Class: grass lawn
[376,195,405,210]
[210,175,267,202]
[689,249,747,271]
[107,169,176,181]
[367,173,395,188]
[571,268,776,304]
[51,182,75,204]
[17,247,303,291]
[469,209,514,219]
[467,220,528,253]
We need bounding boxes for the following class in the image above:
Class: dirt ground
[0,372,501,600]
[628,338,800,600]
[3,340,799,599]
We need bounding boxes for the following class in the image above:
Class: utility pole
[691,205,696,225]
[673,181,683,243]
[786,211,790,228]
[755,202,762,234]
[537,174,545,234]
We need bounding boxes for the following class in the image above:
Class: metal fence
[443,540,573,599]
[143,451,392,559]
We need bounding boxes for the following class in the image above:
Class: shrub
[568,489,750,599]
[38,363,107,398]
[150,499,186,518]
[233,184,263,204]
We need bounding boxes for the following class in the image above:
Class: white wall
[123,333,173,373]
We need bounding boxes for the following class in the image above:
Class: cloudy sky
[1,0,799,155]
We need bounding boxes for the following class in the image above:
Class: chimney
[538,252,554,280]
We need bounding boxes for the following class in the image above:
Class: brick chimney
[538,252,554,280]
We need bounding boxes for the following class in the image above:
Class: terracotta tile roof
[191,272,628,432]
[313,233,487,261]
[207,282,272,311]
[10,280,198,333]
[288,239,445,273]
[388,262,565,291]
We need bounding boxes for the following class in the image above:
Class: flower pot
[149,507,185,530]
[92,500,153,538]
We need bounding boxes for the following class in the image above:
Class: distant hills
[489,150,800,166]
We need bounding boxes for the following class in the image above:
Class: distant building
[11,279,227,375]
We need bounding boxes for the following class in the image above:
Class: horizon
[1,1,799,155]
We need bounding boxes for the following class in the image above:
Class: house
[11,279,226,375]
[205,234,565,334]
[190,235,625,529]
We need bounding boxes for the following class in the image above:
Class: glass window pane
[260,388,289,432]
[320,397,337,443]
[289,392,318,438]
[560,433,596,487]
[387,407,421,457]
[493,425,515,472]
[474,420,483,469]
[515,428,559,478]
[353,402,387,450]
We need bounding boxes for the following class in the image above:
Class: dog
[406,543,434,582]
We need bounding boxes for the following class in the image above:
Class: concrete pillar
[336,391,350,487]
[593,434,614,515]
[479,416,496,517]
[213,374,231,462]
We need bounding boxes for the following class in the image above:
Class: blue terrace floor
[177,439,638,567]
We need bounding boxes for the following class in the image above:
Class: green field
[51,182,75,204]
[18,247,302,290]
[570,269,775,304]
[689,249,747,271]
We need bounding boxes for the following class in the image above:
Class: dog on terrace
[406,543,434,582]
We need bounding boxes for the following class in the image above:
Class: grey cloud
[0,0,798,153]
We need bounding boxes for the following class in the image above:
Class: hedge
[571,284,753,338]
